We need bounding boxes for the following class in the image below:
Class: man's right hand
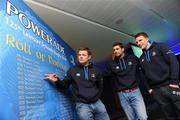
[44,74,58,82]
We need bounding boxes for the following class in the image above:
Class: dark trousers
[152,86,180,120]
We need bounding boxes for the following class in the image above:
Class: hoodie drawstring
[122,58,127,70]
[83,66,89,80]
[144,50,151,62]
[119,58,127,70]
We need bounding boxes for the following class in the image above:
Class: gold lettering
[6,34,32,55]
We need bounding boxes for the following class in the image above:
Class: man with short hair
[104,42,147,120]
[135,32,180,119]
[45,47,110,120]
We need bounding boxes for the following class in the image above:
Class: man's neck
[145,42,151,50]
[116,53,125,59]
[82,62,90,67]
[120,53,125,58]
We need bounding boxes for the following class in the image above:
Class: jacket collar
[114,53,126,62]
[76,62,93,68]
[143,42,156,52]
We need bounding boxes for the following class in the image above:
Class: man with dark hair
[104,42,147,120]
[45,47,110,120]
[135,32,180,119]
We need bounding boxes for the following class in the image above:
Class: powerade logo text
[6,1,65,55]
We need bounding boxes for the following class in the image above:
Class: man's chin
[115,55,120,58]
[79,61,84,64]
[141,47,145,50]
[79,61,86,64]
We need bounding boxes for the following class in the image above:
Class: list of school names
[16,54,46,119]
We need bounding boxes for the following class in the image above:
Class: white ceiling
[24,0,180,62]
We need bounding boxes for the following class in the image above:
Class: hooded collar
[143,42,156,52]
[76,62,93,68]
[114,53,127,70]
[114,53,126,62]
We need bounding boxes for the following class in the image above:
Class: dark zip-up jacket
[104,54,139,91]
[55,63,103,103]
[139,42,179,89]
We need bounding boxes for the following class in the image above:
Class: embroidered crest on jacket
[76,73,80,76]
[152,51,156,56]
[91,74,95,78]
[116,66,119,69]
[141,59,144,62]
[128,61,132,65]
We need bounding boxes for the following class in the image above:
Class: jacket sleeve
[136,55,151,91]
[139,66,151,91]
[55,70,73,90]
[97,71,104,95]
[158,43,179,84]
[103,63,113,78]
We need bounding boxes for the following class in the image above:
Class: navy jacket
[139,42,179,89]
[104,54,139,91]
[55,63,103,103]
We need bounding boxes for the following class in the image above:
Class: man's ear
[146,37,149,42]
[122,48,125,52]
[88,55,92,60]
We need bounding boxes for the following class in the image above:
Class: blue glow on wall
[0,0,78,119]
[171,43,180,55]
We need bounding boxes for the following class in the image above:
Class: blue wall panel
[0,0,77,119]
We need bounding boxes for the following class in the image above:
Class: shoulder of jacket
[126,54,137,60]
[92,65,101,72]
[109,59,118,66]
[69,65,81,72]
[152,42,168,52]
[153,42,165,48]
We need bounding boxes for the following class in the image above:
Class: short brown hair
[77,47,92,56]
[113,42,124,48]
[134,32,149,38]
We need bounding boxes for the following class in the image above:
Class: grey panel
[25,0,180,61]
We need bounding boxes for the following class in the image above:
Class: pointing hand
[44,74,58,82]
